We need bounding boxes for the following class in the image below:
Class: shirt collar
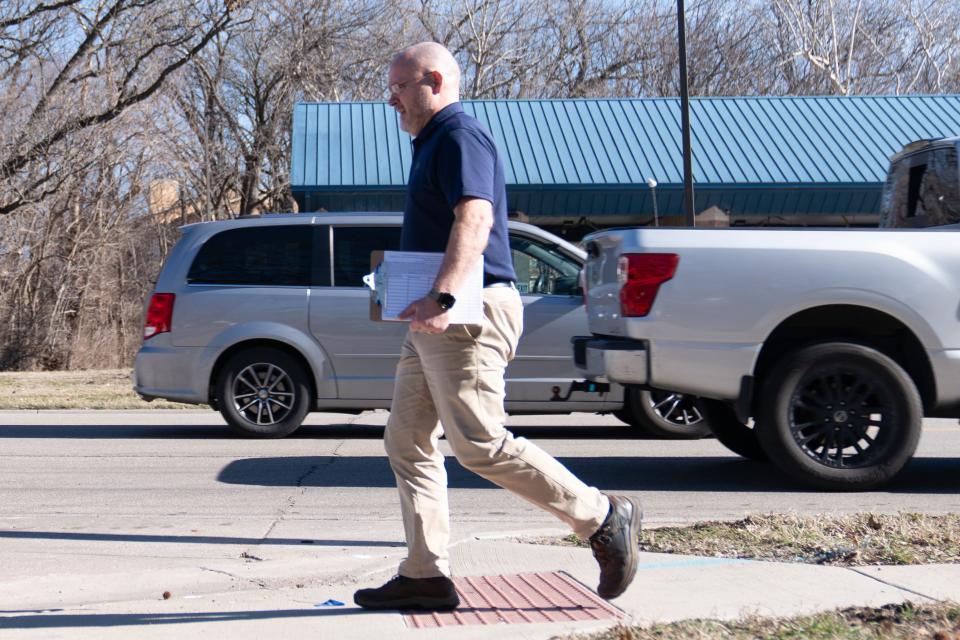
[413,103,463,146]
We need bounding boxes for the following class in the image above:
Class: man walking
[354,42,642,611]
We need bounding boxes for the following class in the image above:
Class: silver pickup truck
[573,225,960,490]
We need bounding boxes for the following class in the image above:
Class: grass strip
[571,601,960,639]
[549,513,960,566]
[0,369,192,409]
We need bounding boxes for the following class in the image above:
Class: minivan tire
[218,347,312,438]
[756,342,922,491]
[614,387,711,439]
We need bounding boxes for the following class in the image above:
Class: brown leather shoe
[354,575,460,611]
[589,494,643,599]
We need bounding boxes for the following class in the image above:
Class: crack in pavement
[199,567,270,590]
[255,438,349,549]
[846,567,940,602]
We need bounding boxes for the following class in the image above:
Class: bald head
[392,42,461,97]
[388,42,461,135]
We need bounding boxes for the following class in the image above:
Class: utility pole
[677,0,696,226]
[647,178,660,227]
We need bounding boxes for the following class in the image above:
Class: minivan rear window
[188,226,312,286]
[332,226,401,287]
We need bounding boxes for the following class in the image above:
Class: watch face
[438,292,456,310]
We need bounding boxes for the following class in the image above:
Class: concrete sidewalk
[2,527,958,640]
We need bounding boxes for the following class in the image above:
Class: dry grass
[0,369,192,409]
[641,513,960,566]
[548,513,960,566]
[574,602,960,640]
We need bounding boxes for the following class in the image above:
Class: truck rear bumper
[572,336,648,384]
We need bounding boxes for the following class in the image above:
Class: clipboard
[364,251,484,324]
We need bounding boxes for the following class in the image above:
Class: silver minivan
[134,213,708,438]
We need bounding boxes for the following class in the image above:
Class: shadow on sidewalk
[216,455,960,494]
[0,607,370,630]
[0,530,402,547]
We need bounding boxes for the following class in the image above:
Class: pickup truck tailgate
[582,232,628,336]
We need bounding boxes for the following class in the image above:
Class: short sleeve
[434,128,496,210]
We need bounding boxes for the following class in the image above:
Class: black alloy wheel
[757,342,922,490]
[218,347,311,438]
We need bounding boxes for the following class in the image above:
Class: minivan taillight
[618,253,678,317]
[143,293,175,339]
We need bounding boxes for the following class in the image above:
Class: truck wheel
[614,387,711,439]
[756,342,922,491]
[700,400,768,461]
[218,347,311,438]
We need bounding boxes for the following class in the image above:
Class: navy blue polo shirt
[400,103,517,286]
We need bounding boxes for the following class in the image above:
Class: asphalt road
[2,410,960,536]
[7,410,960,638]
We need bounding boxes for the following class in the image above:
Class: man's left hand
[399,296,450,334]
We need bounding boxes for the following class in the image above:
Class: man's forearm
[433,197,492,294]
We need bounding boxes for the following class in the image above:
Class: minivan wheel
[756,342,922,491]
[614,387,711,439]
[218,348,311,438]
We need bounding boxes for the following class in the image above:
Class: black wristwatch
[428,289,456,310]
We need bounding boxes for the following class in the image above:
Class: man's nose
[388,94,399,107]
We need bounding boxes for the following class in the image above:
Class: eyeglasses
[388,72,434,96]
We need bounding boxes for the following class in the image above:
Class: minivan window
[510,236,581,295]
[333,226,401,287]
[188,225,312,286]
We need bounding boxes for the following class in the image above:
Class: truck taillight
[143,293,175,339]
[618,253,678,317]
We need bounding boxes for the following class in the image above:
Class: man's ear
[429,70,442,94]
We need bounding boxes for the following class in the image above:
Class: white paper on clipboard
[364,251,484,324]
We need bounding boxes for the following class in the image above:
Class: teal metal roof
[291,96,960,220]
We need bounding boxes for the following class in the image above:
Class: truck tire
[756,342,922,491]
[700,399,768,461]
[614,387,711,439]
[218,347,312,438]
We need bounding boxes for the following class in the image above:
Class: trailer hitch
[551,380,610,401]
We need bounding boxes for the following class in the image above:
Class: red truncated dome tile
[403,572,624,628]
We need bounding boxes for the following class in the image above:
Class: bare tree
[767,0,960,95]
[163,0,394,220]
[0,0,239,218]
[2,0,959,371]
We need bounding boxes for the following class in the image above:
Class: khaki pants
[384,287,609,578]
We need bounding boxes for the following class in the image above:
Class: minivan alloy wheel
[218,346,312,438]
[614,387,711,439]
[232,362,296,426]
[648,390,705,427]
